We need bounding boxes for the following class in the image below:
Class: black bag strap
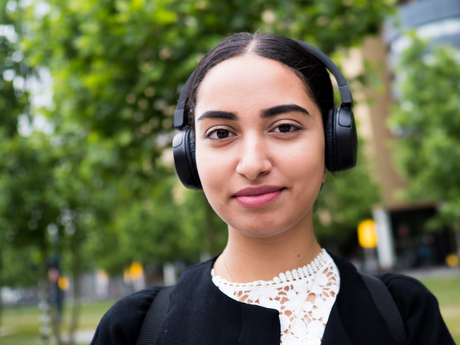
[135,285,174,345]
[359,272,408,345]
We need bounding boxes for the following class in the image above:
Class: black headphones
[172,39,357,190]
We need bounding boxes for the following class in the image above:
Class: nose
[235,134,272,181]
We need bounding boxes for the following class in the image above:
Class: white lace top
[211,249,340,345]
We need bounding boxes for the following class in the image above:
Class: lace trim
[211,249,340,345]
[212,251,326,290]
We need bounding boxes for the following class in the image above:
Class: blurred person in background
[90,33,454,345]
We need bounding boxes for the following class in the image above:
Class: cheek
[278,138,325,208]
[195,143,237,224]
[280,134,325,177]
[195,140,231,198]
[195,141,211,186]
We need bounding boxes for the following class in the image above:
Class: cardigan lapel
[322,302,353,345]
[156,257,280,345]
[239,302,280,345]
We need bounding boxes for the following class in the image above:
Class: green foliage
[314,136,381,237]
[1,245,41,287]
[0,1,48,293]
[0,1,29,139]
[178,189,228,257]
[388,36,460,227]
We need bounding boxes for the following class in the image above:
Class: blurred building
[348,0,460,270]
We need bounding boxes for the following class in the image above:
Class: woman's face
[194,55,325,238]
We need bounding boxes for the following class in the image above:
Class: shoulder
[378,273,437,314]
[379,273,433,297]
[378,273,455,344]
[330,254,455,344]
[90,285,163,345]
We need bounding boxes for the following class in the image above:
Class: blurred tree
[0,133,63,341]
[314,136,381,240]
[17,0,391,262]
[388,36,460,257]
[1,245,41,287]
[0,0,37,333]
[0,2,106,341]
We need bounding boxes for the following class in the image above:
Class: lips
[234,185,284,208]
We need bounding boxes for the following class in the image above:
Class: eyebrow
[197,104,310,121]
[261,104,310,118]
[197,111,237,121]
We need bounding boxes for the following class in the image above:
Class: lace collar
[211,249,327,289]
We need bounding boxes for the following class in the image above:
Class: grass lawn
[1,276,459,344]
[0,300,115,345]
[421,276,460,343]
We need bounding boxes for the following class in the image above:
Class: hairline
[194,52,315,119]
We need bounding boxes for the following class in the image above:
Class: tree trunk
[38,247,52,343]
[39,246,66,345]
[38,278,51,342]
[49,305,64,345]
[68,235,82,345]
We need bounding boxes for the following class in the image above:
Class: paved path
[399,266,460,280]
[50,329,97,344]
[0,327,95,343]
[73,328,96,343]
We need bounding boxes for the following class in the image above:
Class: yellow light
[58,276,70,291]
[446,254,459,267]
[129,261,144,280]
[358,219,378,248]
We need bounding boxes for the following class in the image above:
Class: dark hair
[183,33,334,130]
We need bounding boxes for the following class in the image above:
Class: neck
[214,221,322,283]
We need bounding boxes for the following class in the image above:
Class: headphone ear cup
[172,130,202,190]
[325,109,338,172]
[336,107,358,171]
[325,107,358,172]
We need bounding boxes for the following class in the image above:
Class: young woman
[91,33,454,345]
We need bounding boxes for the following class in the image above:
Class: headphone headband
[174,71,194,128]
[174,39,353,129]
[292,40,353,108]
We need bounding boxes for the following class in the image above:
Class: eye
[206,128,235,140]
[272,123,303,133]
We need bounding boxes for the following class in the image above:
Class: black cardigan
[90,254,455,344]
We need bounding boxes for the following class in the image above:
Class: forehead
[195,55,314,115]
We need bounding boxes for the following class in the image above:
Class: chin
[228,213,309,239]
[233,226,287,238]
